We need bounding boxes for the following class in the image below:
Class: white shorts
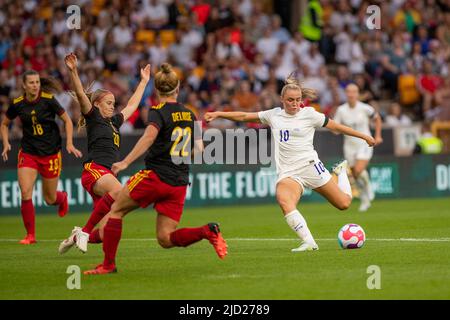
[344,144,373,167]
[277,159,332,192]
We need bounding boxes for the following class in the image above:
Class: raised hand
[141,64,151,83]
[64,53,78,71]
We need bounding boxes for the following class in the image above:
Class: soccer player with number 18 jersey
[1,71,82,244]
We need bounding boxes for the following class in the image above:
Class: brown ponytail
[22,70,62,94]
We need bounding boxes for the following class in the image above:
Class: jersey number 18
[32,115,43,136]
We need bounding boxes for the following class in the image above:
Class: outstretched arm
[111,124,159,175]
[325,119,375,146]
[204,111,261,123]
[64,53,92,115]
[121,64,151,121]
[1,116,11,161]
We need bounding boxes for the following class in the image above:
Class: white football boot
[291,241,319,252]
[58,227,81,254]
[75,228,90,253]
[332,160,348,176]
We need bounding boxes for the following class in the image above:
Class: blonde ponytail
[281,71,317,100]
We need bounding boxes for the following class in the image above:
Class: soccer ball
[338,224,365,249]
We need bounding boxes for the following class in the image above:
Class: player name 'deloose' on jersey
[172,111,193,122]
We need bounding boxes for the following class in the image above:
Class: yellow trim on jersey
[151,103,166,110]
[127,172,146,192]
[57,151,62,176]
[13,96,24,104]
[41,92,53,99]
[84,162,101,180]
[128,170,151,192]
[89,163,102,179]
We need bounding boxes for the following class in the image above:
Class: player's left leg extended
[76,174,123,250]
[157,213,228,259]
[314,178,352,211]
[42,177,68,218]
[83,174,122,232]
[84,186,139,275]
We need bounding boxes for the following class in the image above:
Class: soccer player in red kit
[1,71,82,244]
[84,63,227,275]
[58,53,151,254]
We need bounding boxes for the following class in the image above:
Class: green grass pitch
[0,198,449,300]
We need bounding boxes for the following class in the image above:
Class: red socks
[82,193,114,234]
[53,191,66,205]
[21,199,35,236]
[102,218,122,268]
[169,226,207,247]
[89,228,102,243]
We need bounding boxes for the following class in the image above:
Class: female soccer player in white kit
[205,76,376,252]
[334,84,383,212]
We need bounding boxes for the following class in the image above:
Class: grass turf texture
[0,198,449,300]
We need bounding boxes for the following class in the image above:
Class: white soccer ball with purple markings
[338,224,365,249]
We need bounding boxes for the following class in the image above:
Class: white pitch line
[0,238,450,242]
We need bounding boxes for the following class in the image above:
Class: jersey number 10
[280,130,290,142]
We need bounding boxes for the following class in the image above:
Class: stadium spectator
[417,59,444,117]
[0,0,448,157]
[385,102,413,127]
[413,121,444,154]
[232,80,259,111]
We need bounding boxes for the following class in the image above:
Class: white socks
[285,210,315,244]
[337,168,353,198]
[356,170,374,201]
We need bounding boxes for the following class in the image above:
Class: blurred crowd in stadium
[0,0,450,137]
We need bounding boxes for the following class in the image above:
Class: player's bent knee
[109,189,121,200]
[44,194,56,205]
[337,196,352,211]
[21,190,33,200]
[276,196,295,213]
[157,233,173,248]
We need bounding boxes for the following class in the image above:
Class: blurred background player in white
[334,84,383,212]
[205,74,375,252]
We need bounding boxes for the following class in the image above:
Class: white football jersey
[333,101,375,148]
[258,107,328,175]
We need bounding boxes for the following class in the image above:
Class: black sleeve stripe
[148,122,160,131]
[322,116,329,127]
[370,112,377,119]
[57,109,66,116]
[83,106,95,117]
[118,112,125,127]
